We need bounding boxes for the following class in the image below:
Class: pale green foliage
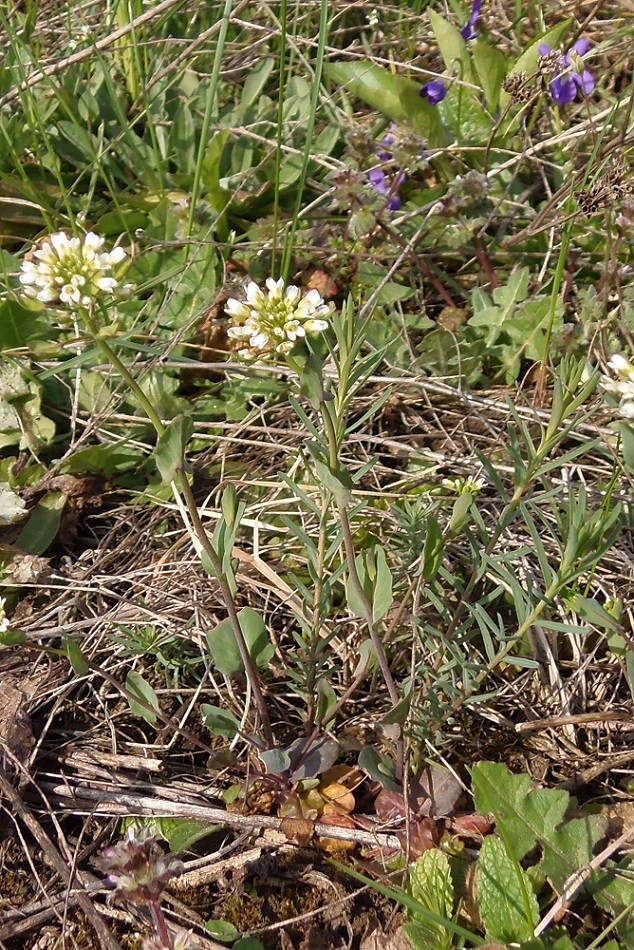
[472,762,606,893]
[477,836,539,943]
[406,849,455,950]
[0,364,54,450]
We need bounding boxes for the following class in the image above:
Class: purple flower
[95,828,184,905]
[419,80,447,105]
[378,125,397,162]
[368,168,404,211]
[461,0,481,40]
[539,39,595,105]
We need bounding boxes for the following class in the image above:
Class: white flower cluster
[20,231,131,310]
[225,278,333,357]
[600,354,634,418]
[0,596,9,635]
[442,475,485,495]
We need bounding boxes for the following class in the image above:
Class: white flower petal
[303,318,329,333]
[250,332,269,349]
[84,232,105,251]
[608,354,631,375]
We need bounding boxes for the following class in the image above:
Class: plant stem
[319,400,401,714]
[338,506,400,707]
[85,314,274,748]
[149,900,171,948]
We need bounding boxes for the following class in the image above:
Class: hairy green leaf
[408,848,455,950]
[477,836,538,943]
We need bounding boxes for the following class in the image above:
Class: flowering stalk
[20,232,274,748]
[318,399,401,712]
[95,828,192,949]
[224,281,403,769]
[86,314,273,747]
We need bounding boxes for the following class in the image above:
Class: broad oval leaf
[324,61,446,146]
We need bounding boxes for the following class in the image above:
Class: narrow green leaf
[126,671,160,725]
[372,546,393,623]
[312,457,353,507]
[62,635,90,676]
[423,516,444,581]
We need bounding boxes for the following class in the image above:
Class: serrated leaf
[125,671,160,725]
[469,267,530,346]
[408,849,454,950]
[154,414,193,484]
[477,836,538,943]
[471,762,606,892]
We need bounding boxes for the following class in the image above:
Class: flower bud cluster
[225,277,332,357]
[95,828,184,905]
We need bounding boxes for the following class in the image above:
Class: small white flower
[442,476,485,495]
[20,231,130,311]
[225,278,333,358]
[367,8,379,27]
[600,353,634,418]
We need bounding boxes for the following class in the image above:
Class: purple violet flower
[539,39,595,105]
[419,80,447,105]
[461,0,481,40]
[368,168,404,211]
